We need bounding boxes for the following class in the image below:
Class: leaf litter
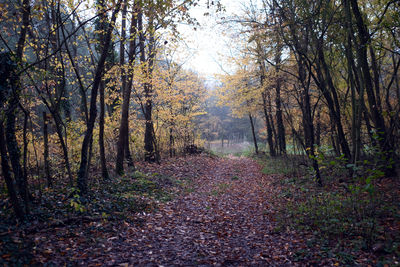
[7,155,324,266]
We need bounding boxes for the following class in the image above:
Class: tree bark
[350,0,396,176]
[6,94,30,213]
[141,15,157,162]
[169,127,175,157]
[299,59,322,185]
[0,125,25,220]
[275,75,286,154]
[272,11,286,155]
[43,112,52,186]
[51,112,73,185]
[115,1,138,175]
[77,0,121,194]
[262,91,276,156]
[249,113,259,154]
[99,81,109,180]
[0,52,26,219]
[316,46,351,161]
[22,110,29,194]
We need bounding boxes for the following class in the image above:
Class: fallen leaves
[0,155,330,265]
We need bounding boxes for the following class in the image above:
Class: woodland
[0,0,399,266]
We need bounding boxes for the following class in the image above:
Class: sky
[176,0,246,80]
[80,0,248,81]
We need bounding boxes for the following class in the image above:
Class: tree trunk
[43,112,52,186]
[99,81,109,180]
[273,39,286,155]
[6,96,30,213]
[249,113,259,154]
[141,16,156,162]
[0,0,31,216]
[125,132,134,166]
[51,112,73,185]
[343,0,362,166]
[275,75,286,154]
[318,46,351,160]
[77,0,121,194]
[115,0,129,175]
[315,108,321,147]
[299,60,322,185]
[0,54,26,220]
[22,111,29,194]
[169,127,175,157]
[0,125,25,220]
[350,0,396,176]
[262,91,276,156]
[116,1,137,175]
[268,96,278,153]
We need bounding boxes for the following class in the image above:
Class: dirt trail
[109,156,304,266]
[32,156,309,266]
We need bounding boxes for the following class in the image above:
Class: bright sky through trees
[177,0,244,77]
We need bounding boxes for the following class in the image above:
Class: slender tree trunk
[273,40,286,155]
[0,54,25,218]
[344,0,362,166]
[77,0,121,194]
[52,112,73,185]
[303,93,322,186]
[312,43,351,161]
[116,1,137,175]
[96,0,111,180]
[169,127,175,157]
[299,60,322,185]
[1,0,31,215]
[262,91,276,156]
[29,117,41,198]
[6,97,29,213]
[115,0,128,175]
[249,113,259,154]
[320,49,351,160]
[22,110,29,196]
[99,81,109,179]
[316,108,321,147]
[124,130,134,166]
[275,76,286,154]
[0,125,24,220]
[350,0,396,176]
[268,96,278,153]
[142,17,157,162]
[43,112,52,186]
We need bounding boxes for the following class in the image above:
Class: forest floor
[1,154,398,266]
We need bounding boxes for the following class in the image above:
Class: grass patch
[0,170,182,226]
[231,175,240,181]
[210,182,231,196]
[127,172,174,201]
[61,171,181,222]
[180,176,196,194]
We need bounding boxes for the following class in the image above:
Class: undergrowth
[1,170,185,223]
[0,169,185,265]
[259,155,400,266]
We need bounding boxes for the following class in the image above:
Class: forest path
[32,155,309,266]
[109,155,305,266]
